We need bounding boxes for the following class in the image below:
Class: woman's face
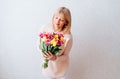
[53,13,66,31]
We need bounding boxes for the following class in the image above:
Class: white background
[0,0,120,79]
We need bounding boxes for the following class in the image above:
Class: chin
[55,26,60,29]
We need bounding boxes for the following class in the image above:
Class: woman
[38,7,73,79]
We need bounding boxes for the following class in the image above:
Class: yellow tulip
[50,39,54,44]
[42,37,46,42]
[55,35,58,38]
[53,41,57,46]
[50,38,57,46]
[60,37,64,41]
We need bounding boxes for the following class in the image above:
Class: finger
[44,52,50,56]
[42,53,47,58]
[48,52,53,56]
[46,52,52,56]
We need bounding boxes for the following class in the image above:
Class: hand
[42,51,57,61]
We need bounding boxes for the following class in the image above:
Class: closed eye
[55,17,58,19]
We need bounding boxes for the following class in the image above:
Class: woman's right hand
[42,51,57,61]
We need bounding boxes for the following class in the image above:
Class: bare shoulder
[64,33,73,43]
[64,33,73,39]
[63,33,73,48]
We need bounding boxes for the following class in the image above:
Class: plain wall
[0,0,120,79]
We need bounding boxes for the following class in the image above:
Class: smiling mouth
[56,23,59,25]
[55,25,60,28]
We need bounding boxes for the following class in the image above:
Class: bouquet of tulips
[39,32,65,69]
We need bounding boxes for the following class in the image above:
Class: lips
[55,24,60,27]
[56,23,59,26]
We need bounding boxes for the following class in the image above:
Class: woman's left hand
[42,51,57,61]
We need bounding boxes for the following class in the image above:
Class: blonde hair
[52,7,71,34]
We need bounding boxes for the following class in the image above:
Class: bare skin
[42,52,57,61]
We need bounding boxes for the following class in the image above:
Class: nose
[56,19,60,24]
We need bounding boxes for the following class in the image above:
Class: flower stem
[42,59,49,69]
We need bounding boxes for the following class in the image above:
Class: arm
[56,35,73,61]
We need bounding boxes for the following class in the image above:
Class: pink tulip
[58,34,64,37]
[50,35,54,39]
[45,39,50,45]
[39,33,44,38]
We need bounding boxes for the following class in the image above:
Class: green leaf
[52,47,61,55]
[43,42,47,52]
[48,45,51,51]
